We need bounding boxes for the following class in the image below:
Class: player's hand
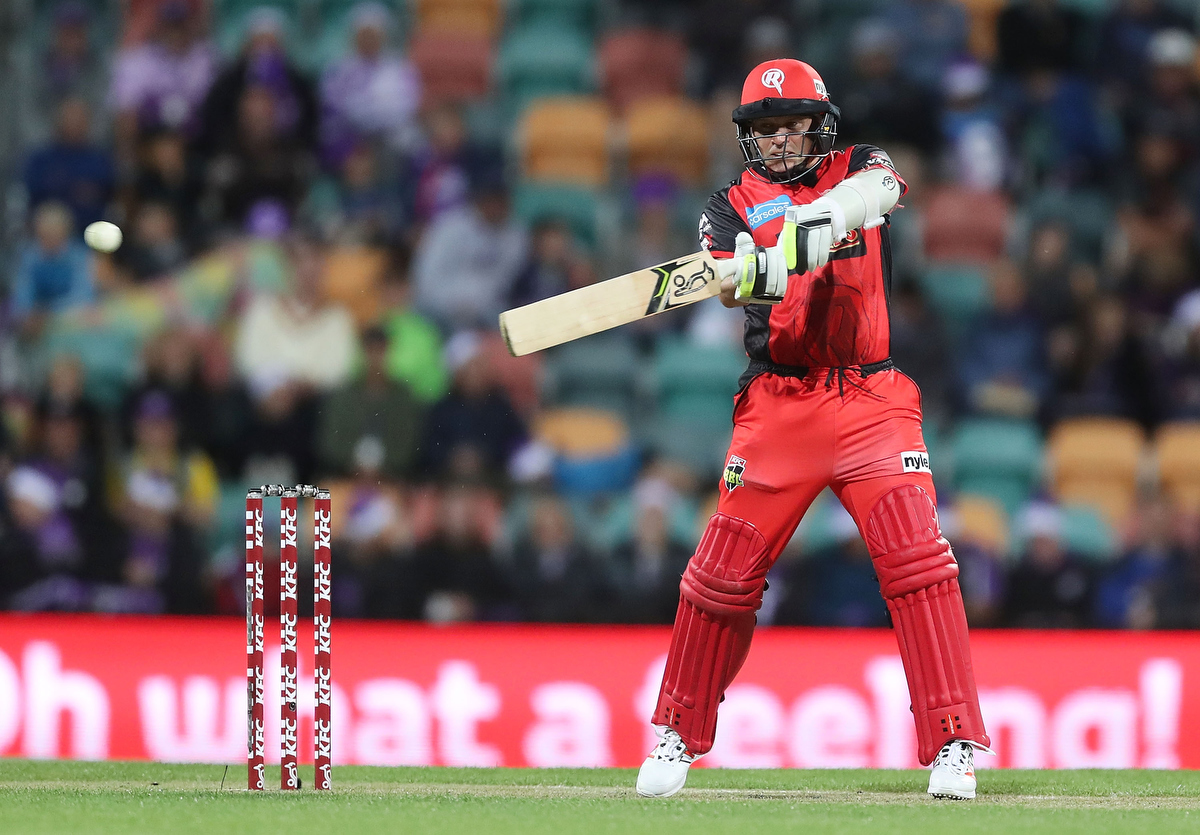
[716,232,787,305]
[782,200,844,274]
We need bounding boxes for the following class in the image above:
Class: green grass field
[1,761,1197,834]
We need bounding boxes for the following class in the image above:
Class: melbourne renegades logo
[723,455,746,492]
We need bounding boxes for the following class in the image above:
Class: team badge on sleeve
[723,455,747,491]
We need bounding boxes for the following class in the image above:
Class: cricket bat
[499,250,724,356]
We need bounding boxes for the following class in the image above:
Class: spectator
[236,235,356,484]
[193,332,255,479]
[625,174,691,274]
[131,129,205,250]
[93,469,207,614]
[21,1,110,145]
[320,1,421,166]
[331,460,420,619]
[1159,290,1200,419]
[1095,497,1174,628]
[889,280,953,426]
[195,6,318,155]
[414,485,512,622]
[1154,504,1200,628]
[404,104,495,227]
[316,141,409,244]
[30,398,108,530]
[1004,502,1094,627]
[957,260,1049,418]
[120,328,207,452]
[508,494,606,622]
[9,202,95,335]
[509,218,586,309]
[378,246,449,403]
[318,325,423,480]
[116,201,188,282]
[417,332,527,484]
[882,0,969,94]
[940,61,1008,192]
[996,0,1088,78]
[1048,294,1162,428]
[202,84,316,229]
[837,20,938,154]
[411,168,529,331]
[610,479,692,624]
[942,503,1007,627]
[109,0,215,157]
[23,98,115,231]
[114,390,219,530]
[1125,28,1200,148]
[0,465,93,611]
[1095,0,1193,114]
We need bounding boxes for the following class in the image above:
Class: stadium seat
[947,493,1008,553]
[923,187,1010,263]
[1047,417,1145,526]
[918,264,989,341]
[958,0,1006,60]
[509,0,600,32]
[512,183,601,245]
[44,326,142,411]
[519,96,611,187]
[1020,188,1114,264]
[478,332,542,417]
[322,246,385,327]
[534,407,629,457]
[651,337,745,427]
[497,24,595,111]
[214,2,303,61]
[1155,422,1200,510]
[951,419,1043,516]
[413,0,502,38]
[1011,503,1116,562]
[410,31,493,102]
[625,96,710,185]
[553,443,640,495]
[598,29,688,113]
[541,332,642,417]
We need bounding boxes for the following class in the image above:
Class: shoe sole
[636,785,684,799]
[928,788,975,800]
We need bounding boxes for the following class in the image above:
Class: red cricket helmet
[733,59,840,183]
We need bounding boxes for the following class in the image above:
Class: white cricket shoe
[635,728,697,798]
[928,740,976,800]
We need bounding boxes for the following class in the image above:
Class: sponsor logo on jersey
[761,68,785,96]
[900,450,931,474]
[723,455,747,491]
[813,77,828,100]
[698,212,714,250]
[746,195,791,229]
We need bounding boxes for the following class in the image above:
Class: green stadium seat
[652,337,744,427]
[512,183,600,245]
[951,418,1043,516]
[497,24,594,111]
[1009,503,1116,562]
[642,419,734,481]
[541,332,642,417]
[918,264,989,342]
[1021,188,1113,263]
[509,0,600,32]
[215,2,304,61]
[44,326,142,411]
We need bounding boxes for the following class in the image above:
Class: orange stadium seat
[534,407,630,457]
[950,494,1008,553]
[625,96,710,185]
[520,97,611,187]
[410,31,494,102]
[1047,417,1146,526]
[599,29,688,113]
[414,0,503,38]
[1155,422,1200,510]
[321,246,385,327]
[923,187,1010,263]
[958,0,1007,61]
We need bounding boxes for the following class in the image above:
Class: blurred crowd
[1,0,1200,630]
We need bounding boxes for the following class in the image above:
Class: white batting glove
[717,231,788,304]
[782,199,844,274]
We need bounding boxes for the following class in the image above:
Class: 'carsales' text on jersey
[699,145,908,370]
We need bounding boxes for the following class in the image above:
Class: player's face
[750,115,816,175]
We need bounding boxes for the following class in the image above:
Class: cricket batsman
[636,59,992,800]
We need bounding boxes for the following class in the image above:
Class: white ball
[83,221,123,253]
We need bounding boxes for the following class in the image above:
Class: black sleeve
[698,183,750,257]
[847,142,908,187]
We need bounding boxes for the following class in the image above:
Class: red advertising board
[0,615,1195,770]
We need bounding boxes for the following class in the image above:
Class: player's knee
[863,484,958,599]
[679,513,770,616]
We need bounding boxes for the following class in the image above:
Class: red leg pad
[653,513,769,755]
[864,485,991,765]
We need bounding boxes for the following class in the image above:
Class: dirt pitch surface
[1,761,1197,834]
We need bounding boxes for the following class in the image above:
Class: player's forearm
[813,168,903,235]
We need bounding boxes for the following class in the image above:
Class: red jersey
[699,145,908,370]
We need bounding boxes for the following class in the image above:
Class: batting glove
[782,199,845,274]
[726,231,788,304]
